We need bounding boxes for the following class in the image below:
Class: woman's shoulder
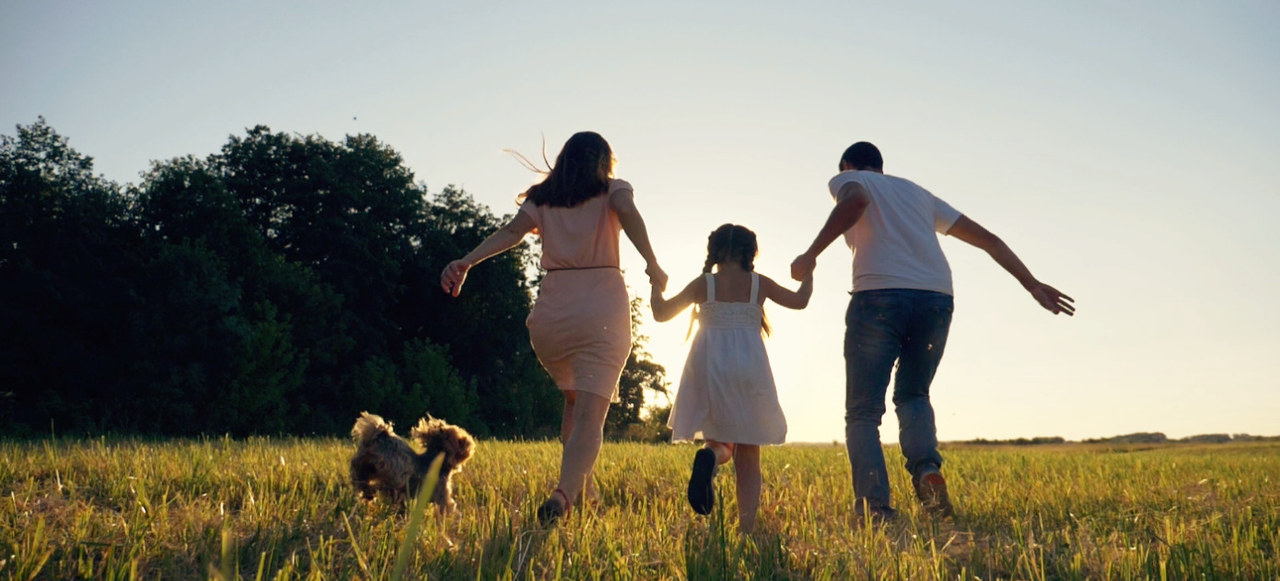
[607,178,633,193]
[517,195,539,213]
[605,178,635,211]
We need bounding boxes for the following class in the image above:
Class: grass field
[1,437,1277,580]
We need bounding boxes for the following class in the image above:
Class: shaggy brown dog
[349,411,475,513]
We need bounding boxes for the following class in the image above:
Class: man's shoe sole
[916,472,955,517]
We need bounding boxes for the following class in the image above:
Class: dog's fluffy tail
[351,411,394,445]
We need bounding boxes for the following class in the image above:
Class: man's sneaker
[913,470,955,517]
[854,502,899,528]
[687,447,717,515]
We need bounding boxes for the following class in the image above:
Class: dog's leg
[350,458,379,502]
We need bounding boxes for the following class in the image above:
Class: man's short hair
[840,142,883,171]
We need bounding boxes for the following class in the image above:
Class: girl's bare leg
[706,440,734,464]
[732,444,762,533]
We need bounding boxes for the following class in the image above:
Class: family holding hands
[440,132,1074,531]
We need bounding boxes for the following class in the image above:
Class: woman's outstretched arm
[611,188,668,292]
[441,211,536,297]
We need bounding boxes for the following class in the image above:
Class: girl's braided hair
[701,224,769,335]
[703,224,758,274]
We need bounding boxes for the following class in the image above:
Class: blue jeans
[844,289,953,511]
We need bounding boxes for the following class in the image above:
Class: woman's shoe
[537,488,571,526]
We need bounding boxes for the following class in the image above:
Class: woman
[441,131,666,525]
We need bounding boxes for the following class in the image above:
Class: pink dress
[519,179,633,402]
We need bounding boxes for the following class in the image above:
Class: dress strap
[704,273,716,303]
[749,272,760,304]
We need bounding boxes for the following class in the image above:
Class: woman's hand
[441,259,473,297]
[646,264,668,293]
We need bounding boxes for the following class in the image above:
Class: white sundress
[668,272,787,445]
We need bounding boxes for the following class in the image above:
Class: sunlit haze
[4,1,1277,442]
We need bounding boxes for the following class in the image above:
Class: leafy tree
[135,147,320,435]
[607,297,670,437]
[400,338,478,430]
[215,301,305,434]
[405,186,558,437]
[0,120,664,439]
[0,118,142,433]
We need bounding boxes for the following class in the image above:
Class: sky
[3,1,1277,443]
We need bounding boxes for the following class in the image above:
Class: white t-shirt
[827,171,963,295]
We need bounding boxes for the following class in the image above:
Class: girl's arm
[651,276,705,322]
[760,272,813,310]
[610,188,668,291]
[440,211,536,297]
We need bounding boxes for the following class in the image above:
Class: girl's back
[698,272,765,331]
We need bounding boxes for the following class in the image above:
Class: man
[791,142,1074,520]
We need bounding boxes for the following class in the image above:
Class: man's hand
[790,253,817,282]
[1028,282,1075,316]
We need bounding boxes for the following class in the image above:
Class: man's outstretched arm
[946,215,1075,316]
[791,182,870,280]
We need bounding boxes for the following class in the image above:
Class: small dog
[349,411,475,513]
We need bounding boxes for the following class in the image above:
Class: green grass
[1,438,1277,580]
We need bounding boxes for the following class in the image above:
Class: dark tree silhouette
[1,120,665,439]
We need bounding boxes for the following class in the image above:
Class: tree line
[0,119,669,439]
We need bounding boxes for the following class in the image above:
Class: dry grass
[2,437,1277,579]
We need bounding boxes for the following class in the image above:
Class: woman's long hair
[513,132,613,208]
[700,224,771,336]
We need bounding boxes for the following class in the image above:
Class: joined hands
[646,264,668,293]
[790,253,817,282]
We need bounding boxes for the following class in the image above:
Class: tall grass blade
[390,451,444,581]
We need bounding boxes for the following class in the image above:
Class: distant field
[2,438,1277,580]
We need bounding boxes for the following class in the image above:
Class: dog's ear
[451,431,475,462]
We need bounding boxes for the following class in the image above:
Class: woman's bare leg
[559,390,576,443]
[554,390,610,506]
[560,391,600,505]
[557,392,590,502]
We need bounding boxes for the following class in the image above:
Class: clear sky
[4,1,1277,443]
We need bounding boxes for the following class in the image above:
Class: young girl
[651,224,812,533]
